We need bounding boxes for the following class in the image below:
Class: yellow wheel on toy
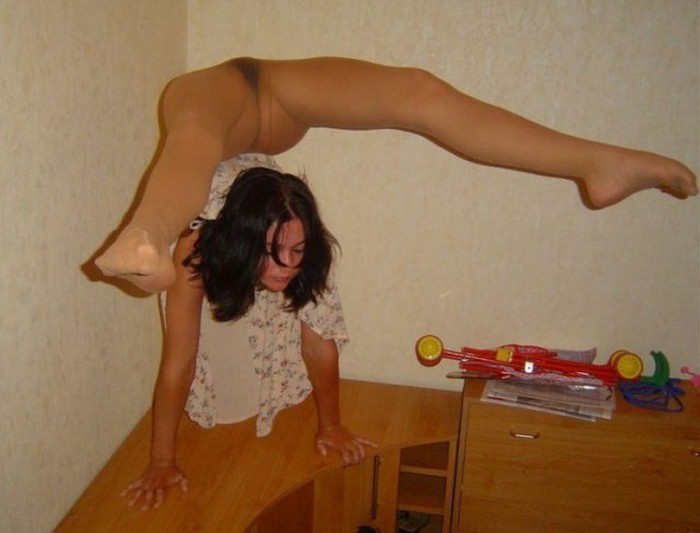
[609,350,629,366]
[416,335,444,365]
[613,351,643,380]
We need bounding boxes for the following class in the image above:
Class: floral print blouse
[177,154,348,437]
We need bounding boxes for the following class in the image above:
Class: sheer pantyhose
[95,57,698,292]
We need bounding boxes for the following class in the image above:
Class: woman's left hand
[315,425,377,466]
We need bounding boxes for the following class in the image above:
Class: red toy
[416,334,643,386]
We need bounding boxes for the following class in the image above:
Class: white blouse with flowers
[170,154,348,437]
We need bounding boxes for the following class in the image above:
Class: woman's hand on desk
[121,462,189,511]
[315,425,377,466]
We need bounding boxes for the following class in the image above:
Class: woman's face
[259,217,305,292]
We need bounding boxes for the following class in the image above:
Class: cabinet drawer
[459,402,700,532]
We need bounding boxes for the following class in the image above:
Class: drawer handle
[510,430,540,440]
[371,455,381,519]
[691,448,700,458]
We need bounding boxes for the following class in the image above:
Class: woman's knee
[389,67,455,128]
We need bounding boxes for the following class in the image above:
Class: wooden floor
[56,379,461,532]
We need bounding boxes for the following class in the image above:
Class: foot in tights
[95,226,176,293]
[582,146,697,208]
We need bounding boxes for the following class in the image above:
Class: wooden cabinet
[339,440,456,533]
[398,441,456,532]
[340,447,401,532]
[453,380,700,533]
[252,380,460,533]
[59,376,700,533]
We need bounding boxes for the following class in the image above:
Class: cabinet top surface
[462,378,700,424]
[57,379,461,532]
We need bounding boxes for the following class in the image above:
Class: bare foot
[95,227,176,293]
[584,146,698,208]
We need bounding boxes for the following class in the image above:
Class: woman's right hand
[121,462,189,511]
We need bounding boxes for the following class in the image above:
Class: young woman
[95,57,698,293]
[121,158,374,511]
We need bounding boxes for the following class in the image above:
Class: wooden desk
[57,379,460,532]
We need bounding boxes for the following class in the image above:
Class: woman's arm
[300,322,376,465]
[121,230,205,510]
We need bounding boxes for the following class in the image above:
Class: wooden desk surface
[56,379,460,532]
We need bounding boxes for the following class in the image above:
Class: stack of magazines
[481,379,616,421]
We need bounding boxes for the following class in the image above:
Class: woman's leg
[95,129,223,292]
[97,57,698,293]
[272,57,697,207]
[95,64,256,292]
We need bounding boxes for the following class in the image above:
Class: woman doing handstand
[121,158,374,510]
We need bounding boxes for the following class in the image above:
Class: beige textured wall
[188,0,699,387]
[0,1,186,531]
[1,1,696,531]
